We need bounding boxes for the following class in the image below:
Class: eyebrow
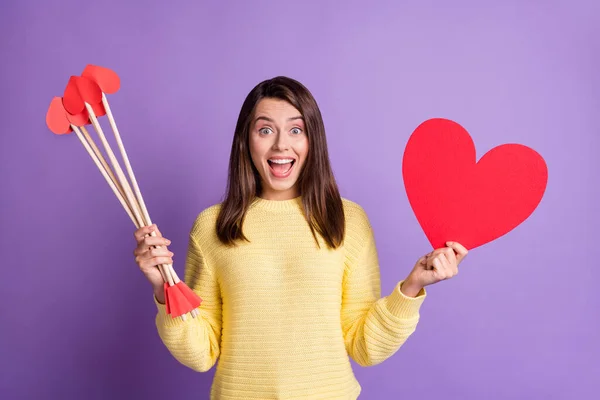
[254,116,304,123]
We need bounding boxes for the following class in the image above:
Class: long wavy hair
[216,76,345,249]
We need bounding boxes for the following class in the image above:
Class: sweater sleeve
[154,226,222,372]
[341,204,426,367]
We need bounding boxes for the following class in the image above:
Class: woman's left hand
[401,241,469,296]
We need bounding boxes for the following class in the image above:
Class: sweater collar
[250,195,303,211]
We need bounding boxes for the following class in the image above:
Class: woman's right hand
[133,224,174,294]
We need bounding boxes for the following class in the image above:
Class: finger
[133,246,149,257]
[437,253,450,279]
[134,237,171,258]
[142,235,171,248]
[446,241,468,262]
[426,254,436,271]
[443,246,457,266]
[135,224,156,242]
[135,247,173,263]
[430,248,446,258]
[140,255,174,270]
[429,253,444,272]
[439,253,456,278]
[432,257,445,278]
[136,248,174,265]
[148,224,163,238]
[426,249,443,270]
[147,247,174,259]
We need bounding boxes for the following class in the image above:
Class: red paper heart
[402,118,548,250]
[82,64,120,94]
[66,107,89,126]
[62,76,106,118]
[89,99,107,118]
[75,76,103,104]
[46,97,72,135]
[63,77,85,115]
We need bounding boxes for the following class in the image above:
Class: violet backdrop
[1,0,599,399]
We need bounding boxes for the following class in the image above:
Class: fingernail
[166,240,171,244]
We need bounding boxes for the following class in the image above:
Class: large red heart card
[402,118,548,250]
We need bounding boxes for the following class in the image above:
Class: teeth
[269,159,293,164]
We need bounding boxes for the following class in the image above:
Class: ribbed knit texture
[155,196,426,399]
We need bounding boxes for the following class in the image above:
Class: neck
[258,188,300,201]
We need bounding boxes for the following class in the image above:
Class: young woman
[133,77,468,399]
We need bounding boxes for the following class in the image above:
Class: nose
[272,131,290,151]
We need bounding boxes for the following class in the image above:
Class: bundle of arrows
[45,64,202,320]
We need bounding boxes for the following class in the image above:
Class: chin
[269,182,297,192]
[261,177,299,197]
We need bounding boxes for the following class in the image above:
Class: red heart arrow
[46,97,72,135]
[62,76,106,120]
[402,118,548,250]
[82,64,120,94]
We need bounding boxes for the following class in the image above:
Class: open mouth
[267,159,295,178]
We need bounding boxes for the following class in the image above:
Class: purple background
[2,0,599,399]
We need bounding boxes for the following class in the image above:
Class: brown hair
[216,76,345,249]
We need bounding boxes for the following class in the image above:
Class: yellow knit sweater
[154,196,426,399]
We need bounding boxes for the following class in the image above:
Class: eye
[259,127,273,135]
[291,127,303,135]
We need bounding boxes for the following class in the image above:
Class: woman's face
[249,98,309,200]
